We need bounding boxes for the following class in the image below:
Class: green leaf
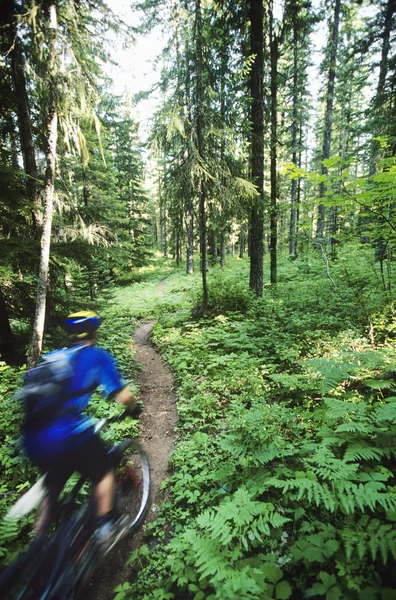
[323,156,342,168]
[275,580,292,599]
[327,587,342,600]
[262,563,283,584]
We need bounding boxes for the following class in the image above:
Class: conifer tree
[316,0,341,244]
[249,0,265,296]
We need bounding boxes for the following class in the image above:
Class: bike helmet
[65,311,101,340]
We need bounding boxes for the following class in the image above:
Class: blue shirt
[23,344,125,459]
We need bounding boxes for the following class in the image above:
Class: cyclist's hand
[125,404,143,419]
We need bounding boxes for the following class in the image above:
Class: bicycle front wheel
[110,439,151,544]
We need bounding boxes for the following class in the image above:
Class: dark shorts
[36,434,113,499]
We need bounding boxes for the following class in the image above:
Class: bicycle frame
[1,412,150,599]
[13,471,96,599]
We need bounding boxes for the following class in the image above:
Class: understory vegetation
[1,250,396,599]
[116,250,394,600]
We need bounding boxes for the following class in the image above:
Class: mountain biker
[23,311,138,546]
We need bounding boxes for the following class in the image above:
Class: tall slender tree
[249,0,265,296]
[1,1,41,233]
[316,0,341,243]
[369,0,396,172]
[195,0,208,308]
[28,1,59,368]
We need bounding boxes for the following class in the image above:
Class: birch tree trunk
[249,0,265,296]
[28,3,58,368]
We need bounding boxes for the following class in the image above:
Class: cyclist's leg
[70,434,118,556]
[95,470,116,517]
[71,433,115,520]
[34,455,74,532]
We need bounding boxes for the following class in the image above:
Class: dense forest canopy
[0,0,395,361]
[1,0,396,597]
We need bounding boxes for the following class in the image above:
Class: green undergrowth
[0,281,153,566]
[0,258,191,565]
[116,250,396,600]
[1,249,396,599]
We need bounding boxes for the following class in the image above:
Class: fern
[375,402,396,424]
[324,397,369,424]
[304,446,359,481]
[343,443,388,462]
[308,358,358,393]
[341,517,396,563]
[334,480,396,514]
[335,422,370,434]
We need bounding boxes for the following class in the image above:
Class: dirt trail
[87,279,178,599]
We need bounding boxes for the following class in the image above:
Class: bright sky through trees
[105,0,165,140]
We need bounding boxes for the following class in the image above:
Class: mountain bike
[0,412,151,599]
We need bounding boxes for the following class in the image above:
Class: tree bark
[180,0,194,275]
[249,0,265,296]
[0,290,16,364]
[185,206,194,274]
[289,11,299,258]
[239,224,245,259]
[370,0,395,173]
[28,3,59,368]
[269,6,278,284]
[195,0,208,308]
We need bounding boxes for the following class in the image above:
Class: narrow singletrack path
[87,280,178,599]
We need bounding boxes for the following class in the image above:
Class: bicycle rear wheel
[109,439,150,548]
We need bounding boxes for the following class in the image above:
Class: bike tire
[73,439,151,596]
[0,535,44,599]
[108,438,151,552]
[8,511,92,600]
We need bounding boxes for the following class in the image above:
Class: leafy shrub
[125,257,396,599]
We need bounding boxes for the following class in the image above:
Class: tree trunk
[220,229,226,266]
[195,0,208,308]
[162,201,168,257]
[82,164,89,206]
[185,205,194,274]
[176,219,182,266]
[239,224,245,259]
[269,7,278,284]
[316,0,341,242]
[289,13,299,258]
[181,0,194,276]
[209,227,218,264]
[0,290,16,364]
[7,7,41,232]
[370,0,395,173]
[218,22,227,269]
[7,115,19,169]
[28,3,58,368]
[249,0,265,296]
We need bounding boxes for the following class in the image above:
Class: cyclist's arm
[98,349,140,414]
[114,386,136,410]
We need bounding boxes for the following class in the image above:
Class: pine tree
[249,0,265,296]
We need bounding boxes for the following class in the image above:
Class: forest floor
[87,279,178,599]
